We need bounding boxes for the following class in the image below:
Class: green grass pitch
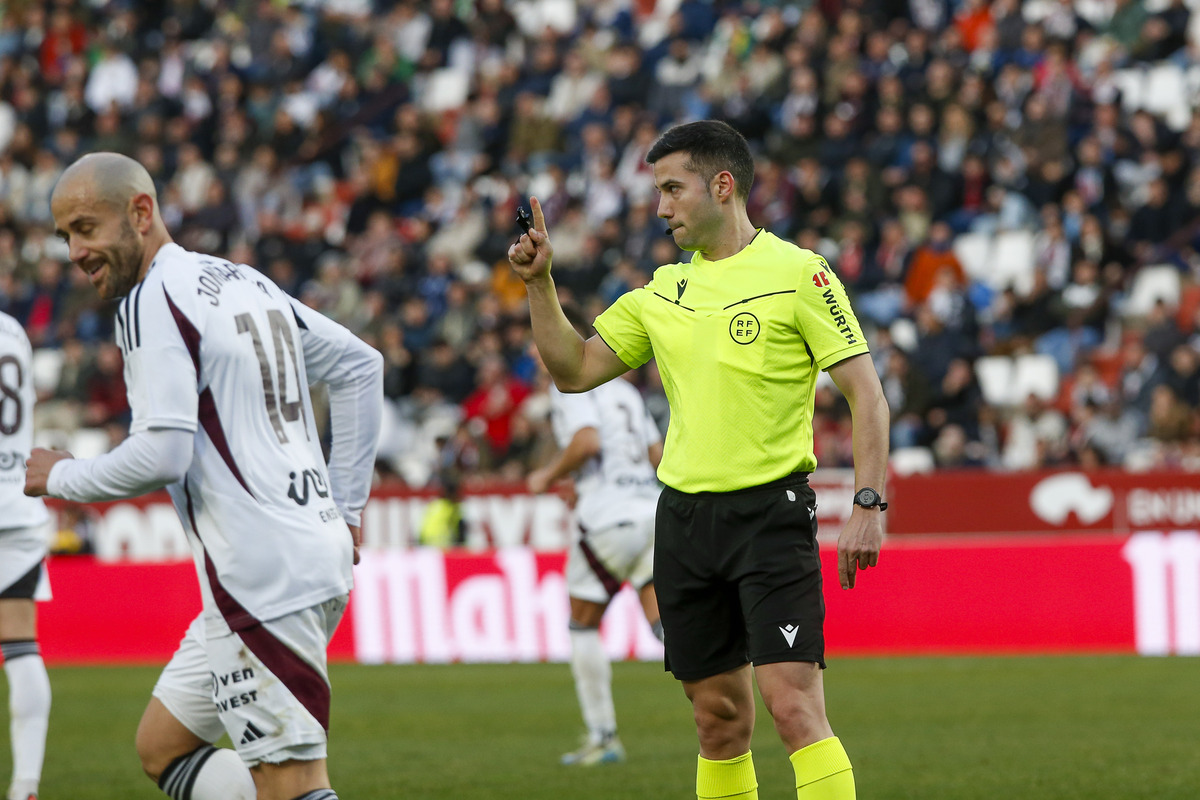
[4,656,1198,798]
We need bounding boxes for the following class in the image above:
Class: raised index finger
[530,195,547,233]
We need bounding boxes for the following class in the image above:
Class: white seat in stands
[419,68,471,112]
[953,231,993,286]
[1011,354,1060,403]
[30,348,64,395]
[1143,63,1190,131]
[69,428,112,460]
[1111,68,1146,114]
[1123,264,1182,318]
[975,355,1015,406]
[991,229,1036,295]
[890,446,936,475]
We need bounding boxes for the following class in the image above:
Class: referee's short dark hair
[645,120,755,201]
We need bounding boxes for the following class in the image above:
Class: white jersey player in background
[27,152,383,800]
[0,312,53,800]
[526,305,664,766]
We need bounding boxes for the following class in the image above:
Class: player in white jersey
[526,306,664,766]
[27,152,383,800]
[0,312,53,800]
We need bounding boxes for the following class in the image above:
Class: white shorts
[0,518,53,601]
[152,595,347,767]
[566,513,655,605]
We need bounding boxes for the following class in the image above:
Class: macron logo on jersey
[676,278,688,302]
[779,624,799,648]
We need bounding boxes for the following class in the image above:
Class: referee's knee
[692,697,753,752]
[767,699,832,750]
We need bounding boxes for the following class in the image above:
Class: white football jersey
[549,377,662,532]
[118,243,365,628]
[0,311,50,530]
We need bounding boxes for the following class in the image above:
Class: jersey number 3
[236,310,307,445]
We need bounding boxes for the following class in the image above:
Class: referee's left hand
[837,508,882,589]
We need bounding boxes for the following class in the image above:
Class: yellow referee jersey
[593,230,869,492]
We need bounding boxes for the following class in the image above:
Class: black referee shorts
[655,472,824,682]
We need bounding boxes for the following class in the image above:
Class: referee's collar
[691,228,764,266]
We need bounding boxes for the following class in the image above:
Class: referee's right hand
[837,507,883,590]
[508,196,554,283]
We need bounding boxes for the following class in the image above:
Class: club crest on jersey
[729,312,759,344]
[288,468,330,506]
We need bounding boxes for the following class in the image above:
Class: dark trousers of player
[654,472,825,682]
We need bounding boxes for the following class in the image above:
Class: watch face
[855,488,879,506]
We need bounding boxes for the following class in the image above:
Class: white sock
[4,642,50,799]
[158,745,255,800]
[569,626,615,743]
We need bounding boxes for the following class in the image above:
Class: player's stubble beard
[96,218,145,300]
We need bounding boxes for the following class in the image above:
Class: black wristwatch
[852,487,888,511]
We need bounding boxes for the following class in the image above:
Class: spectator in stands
[462,354,530,461]
[83,342,129,430]
[1118,334,1167,425]
[1002,393,1070,470]
[925,357,985,445]
[932,423,989,469]
[882,347,933,450]
[1077,397,1142,466]
[1146,384,1192,443]
[904,222,968,309]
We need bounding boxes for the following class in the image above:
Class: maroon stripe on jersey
[199,552,331,731]
[185,482,257,631]
[578,535,622,598]
[201,551,259,633]
[165,287,253,498]
[237,616,331,732]
[198,387,254,498]
[164,288,201,378]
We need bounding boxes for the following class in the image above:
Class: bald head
[51,152,172,300]
[52,151,159,212]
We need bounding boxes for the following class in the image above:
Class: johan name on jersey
[115,249,346,532]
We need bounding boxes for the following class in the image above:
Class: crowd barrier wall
[39,469,1200,663]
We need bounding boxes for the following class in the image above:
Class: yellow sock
[790,736,855,799]
[697,751,759,799]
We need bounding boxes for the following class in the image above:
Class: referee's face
[654,152,723,254]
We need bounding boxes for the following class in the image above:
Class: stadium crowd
[2,0,1199,492]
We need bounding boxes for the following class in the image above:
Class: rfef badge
[729,312,759,344]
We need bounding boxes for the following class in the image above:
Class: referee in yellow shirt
[509,120,888,800]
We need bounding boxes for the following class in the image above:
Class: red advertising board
[36,471,1200,663]
[36,531,1200,664]
[45,472,860,560]
[888,469,1200,535]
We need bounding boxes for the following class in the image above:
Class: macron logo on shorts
[779,624,799,648]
